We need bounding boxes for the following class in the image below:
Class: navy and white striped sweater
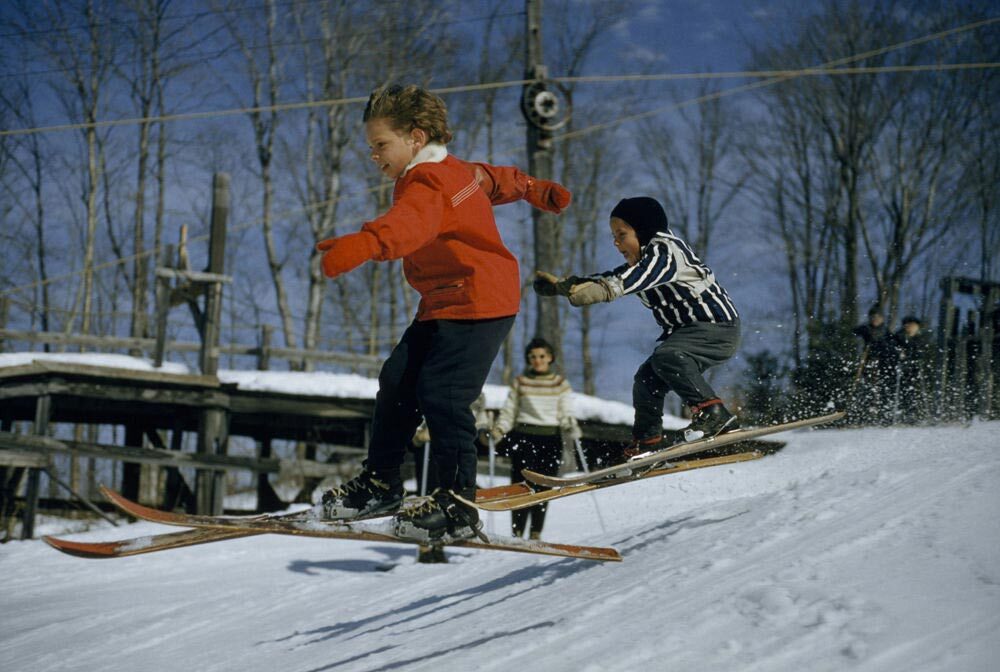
[590,231,738,338]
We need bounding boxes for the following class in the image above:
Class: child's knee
[651,347,693,375]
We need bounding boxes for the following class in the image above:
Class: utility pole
[523,0,570,356]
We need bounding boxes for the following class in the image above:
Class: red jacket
[361,152,521,321]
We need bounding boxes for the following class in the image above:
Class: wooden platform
[0,360,377,539]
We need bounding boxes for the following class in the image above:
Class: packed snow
[3,420,999,672]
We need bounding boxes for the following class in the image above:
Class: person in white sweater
[492,337,580,539]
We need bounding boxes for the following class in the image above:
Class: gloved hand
[524,177,571,214]
[476,429,491,447]
[412,424,431,446]
[533,270,582,297]
[490,427,505,443]
[568,279,616,306]
[316,231,380,278]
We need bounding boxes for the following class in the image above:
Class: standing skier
[491,337,580,539]
[535,196,739,458]
[316,84,570,542]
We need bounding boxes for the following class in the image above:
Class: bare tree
[637,82,748,257]
[285,1,365,366]
[219,0,302,360]
[864,44,971,319]
[18,0,117,336]
[0,79,53,337]
[958,21,1000,282]
[115,0,199,344]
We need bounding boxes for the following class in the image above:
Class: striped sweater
[591,231,738,338]
[495,373,580,439]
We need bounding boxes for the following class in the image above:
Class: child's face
[527,347,553,374]
[364,118,425,179]
[610,217,641,266]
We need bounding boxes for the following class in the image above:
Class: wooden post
[255,433,284,513]
[23,395,51,539]
[937,278,958,420]
[162,422,195,511]
[989,286,1000,418]
[977,285,997,417]
[194,173,229,515]
[258,324,273,371]
[524,0,562,355]
[195,407,227,515]
[0,416,14,540]
[0,296,8,352]
[200,173,228,377]
[153,243,175,368]
[122,425,143,503]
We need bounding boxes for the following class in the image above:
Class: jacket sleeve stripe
[451,179,480,208]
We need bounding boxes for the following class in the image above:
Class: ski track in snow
[2,423,999,672]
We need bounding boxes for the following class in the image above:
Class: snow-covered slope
[3,422,999,672]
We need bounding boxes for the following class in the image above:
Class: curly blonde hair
[363,84,453,144]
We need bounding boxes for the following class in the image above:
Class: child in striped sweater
[535,196,740,458]
[491,338,580,539]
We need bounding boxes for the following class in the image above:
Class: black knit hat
[610,197,670,247]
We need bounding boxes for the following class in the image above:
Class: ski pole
[487,434,497,535]
[420,442,430,496]
[575,437,607,535]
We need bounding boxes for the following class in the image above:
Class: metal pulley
[521,80,571,132]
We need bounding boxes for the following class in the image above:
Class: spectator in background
[893,316,933,424]
[852,304,897,424]
[491,338,580,540]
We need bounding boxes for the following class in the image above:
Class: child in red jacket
[317,84,570,543]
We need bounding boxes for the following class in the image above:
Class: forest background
[0,0,997,418]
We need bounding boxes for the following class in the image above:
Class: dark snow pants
[632,319,741,440]
[506,431,563,537]
[366,316,514,494]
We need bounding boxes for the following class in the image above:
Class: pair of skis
[46,485,623,563]
[43,412,842,563]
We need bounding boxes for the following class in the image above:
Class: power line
[553,62,999,85]
[3,61,996,139]
[0,80,530,137]
[554,15,1000,143]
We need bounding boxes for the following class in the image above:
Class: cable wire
[554,15,1000,143]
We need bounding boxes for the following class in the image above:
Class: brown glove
[568,279,616,306]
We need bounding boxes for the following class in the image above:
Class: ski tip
[42,535,112,559]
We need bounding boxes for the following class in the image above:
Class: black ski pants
[633,319,741,440]
[366,316,514,494]
[506,431,562,537]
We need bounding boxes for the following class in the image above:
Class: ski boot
[321,468,404,520]
[622,434,664,461]
[682,399,739,442]
[393,488,486,543]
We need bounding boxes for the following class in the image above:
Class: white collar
[402,142,448,176]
